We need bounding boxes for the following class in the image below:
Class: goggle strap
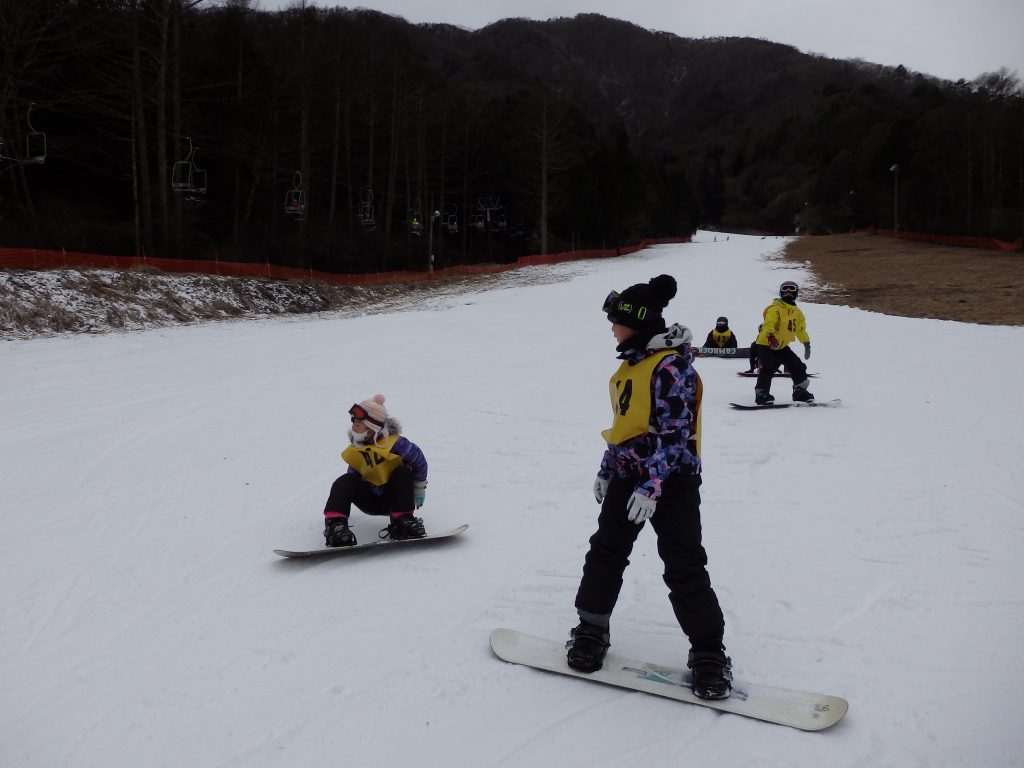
[349,404,385,426]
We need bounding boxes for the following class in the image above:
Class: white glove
[626,491,657,524]
[593,475,609,504]
[413,480,427,509]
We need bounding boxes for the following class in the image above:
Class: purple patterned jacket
[599,324,701,500]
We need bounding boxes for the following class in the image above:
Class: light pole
[427,205,440,273]
[889,164,899,231]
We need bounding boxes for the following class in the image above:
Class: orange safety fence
[0,236,690,285]
[872,229,1022,252]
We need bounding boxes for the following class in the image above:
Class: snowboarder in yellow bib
[567,274,733,701]
[703,316,738,349]
[753,281,813,405]
[321,394,428,547]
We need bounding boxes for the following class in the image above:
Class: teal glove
[413,480,427,509]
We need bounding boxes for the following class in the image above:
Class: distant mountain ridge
[423,13,1021,237]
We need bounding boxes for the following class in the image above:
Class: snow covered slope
[2,232,1022,767]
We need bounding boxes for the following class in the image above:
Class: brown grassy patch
[783,234,1024,326]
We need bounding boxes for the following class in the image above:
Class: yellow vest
[602,350,677,445]
[709,329,734,348]
[601,350,702,457]
[341,434,404,486]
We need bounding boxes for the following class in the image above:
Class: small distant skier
[753,281,813,405]
[322,394,428,547]
[567,274,733,700]
[703,316,738,349]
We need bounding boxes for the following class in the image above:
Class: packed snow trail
[2,233,1022,767]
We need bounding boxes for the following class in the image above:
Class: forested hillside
[3,3,1022,273]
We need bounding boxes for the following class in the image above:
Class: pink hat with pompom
[349,394,391,443]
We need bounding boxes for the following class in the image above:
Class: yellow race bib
[710,329,734,348]
[601,350,677,445]
[341,434,404,486]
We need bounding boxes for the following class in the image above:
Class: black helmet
[715,316,728,328]
[779,281,799,300]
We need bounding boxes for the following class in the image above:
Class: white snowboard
[490,628,848,731]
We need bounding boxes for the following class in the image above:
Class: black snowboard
[737,371,818,378]
[729,399,841,410]
[274,524,468,558]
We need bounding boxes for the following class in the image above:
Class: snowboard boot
[566,620,610,673]
[386,514,426,541]
[688,648,733,700]
[792,380,815,402]
[754,389,775,405]
[324,517,357,548]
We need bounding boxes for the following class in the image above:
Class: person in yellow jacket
[321,394,428,546]
[566,274,733,701]
[753,281,813,405]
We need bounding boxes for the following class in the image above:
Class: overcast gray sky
[253,0,1023,84]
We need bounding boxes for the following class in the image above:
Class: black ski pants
[755,344,807,392]
[574,473,726,653]
[323,465,415,517]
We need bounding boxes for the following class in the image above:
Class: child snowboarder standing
[753,281,813,405]
[567,274,733,700]
[322,394,428,547]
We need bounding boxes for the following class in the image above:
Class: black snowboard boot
[324,518,357,548]
[792,381,815,402]
[387,514,426,541]
[688,649,733,700]
[754,389,775,405]
[566,621,610,673]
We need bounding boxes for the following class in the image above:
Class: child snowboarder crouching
[322,394,428,547]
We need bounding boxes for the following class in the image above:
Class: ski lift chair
[172,137,205,193]
[285,188,306,217]
[22,103,46,164]
[358,189,376,229]
[285,171,305,217]
[443,203,459,234]
[184,168,208,202]
[190,168,207,195]
[25,131,46,164]
[171,159,192,191]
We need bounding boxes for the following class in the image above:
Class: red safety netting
[873,229,1022,252]
[0,237,691,284]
